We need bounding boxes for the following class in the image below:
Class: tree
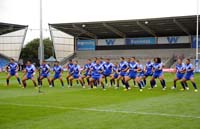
[20,38,54,66]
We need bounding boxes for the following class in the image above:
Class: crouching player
[51,61,64,88]
[116,57,128,89]
[22,61,37,88]
[180,59,198,92]
[150,57,166,90]
[110,62,119,87]
[89,59,105,90]
[143,59,154,86]
[82,59,92,86]
[171,59,188,90]
[38,61,51,87]
[102,58,114,87]
[68,60,85,88]
[6,58,21,86]
[124,57,141,91]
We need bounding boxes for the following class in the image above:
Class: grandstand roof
[0,22,28,35]
[49,15,199,39]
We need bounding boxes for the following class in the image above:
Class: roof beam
[102,22,126,38]
[136,21,157,37]
[173,19,191,35]
[72,24,97,39]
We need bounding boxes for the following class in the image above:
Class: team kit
[5,57,198,92]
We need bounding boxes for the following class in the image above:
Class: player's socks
[124,82,129,89]
[66,78,69,85]
[101,83,105,89]
[17,78,21,85]
[180,82,186,89]
[173,80,176,88]
[87,78,90,85]
[141,81,145,87]
[76,80,79,85]
[192,82,197,89]
[150,80,155,88]
[69,80,72,87]
[143,79,146,85]
[6,79,9,86]
[52,80,54,87]
[61,80,64,87]
[138,82,143,89]
[184,82,188,88]
[105,77,108,85]
[160,80,166,88]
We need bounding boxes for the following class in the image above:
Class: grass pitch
[0,72,199,129]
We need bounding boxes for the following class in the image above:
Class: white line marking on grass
[0,102,199,119]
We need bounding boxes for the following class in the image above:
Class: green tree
[20,38,54,66]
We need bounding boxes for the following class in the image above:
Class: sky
[0,0,199,43]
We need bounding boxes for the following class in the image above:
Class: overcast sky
[0,0,199,43]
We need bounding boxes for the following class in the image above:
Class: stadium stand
[49,15,199,68]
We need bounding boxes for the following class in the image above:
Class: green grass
[0,72,200,129]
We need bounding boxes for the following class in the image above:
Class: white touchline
[0,102,199,119]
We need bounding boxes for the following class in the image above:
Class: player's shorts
[127,72,137,79]
[119,71,126,77]
[73,74,80,79]
[54,74,61,79]
[144,72,153,77]
[10,71,16,76]
[184,73,194,80]
[26,74,33,79]
[103,72,111,77]
[114,73,118,78]
[176,73,184,80]
[153,72,163,78]
[40,73,50,78]
[137,72,145,77]
[68,71,73,76]
[92,75,102,81]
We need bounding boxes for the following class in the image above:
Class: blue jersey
[128,62,138,74]
[40,64,50,74]
[53,65,63,75]
[84,63,92,73]
[118,61,128,72]
[92,64,104,77]
[8,62,18,72]
[73,65,81,75]
[153,63,163,73]
[137,64,144,74]
[185,63,194,75]
[67,63,74,74]
[176,63,185,74]
[145,62,153,74]
[103,62,114,75]
[26,65,35,75]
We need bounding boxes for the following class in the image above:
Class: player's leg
[124,76,131,90]
[78,77,85,88]
[6,74,11,86]
[22,76,28,88]
[150,76,156,89]
[99,77,105,90]
[116,75,122,89]
[31,77,37,87]
[89,77,95,88]
[59,76,64,87]
[51,77,56,87]
[66,74,71,86]
[14,73,21,85]
[68,76,74,87]
[135,77,143,91]
[189,77,198,92]
[172,77,179,89]
[47,77,52,86]
[158,75,166,90]
[38,76,44,86]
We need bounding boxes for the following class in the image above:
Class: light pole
[39,0,44,64]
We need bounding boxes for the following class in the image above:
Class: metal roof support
[136,21,157,37]
[72,24,97,39]
[102,22,126,38]
[173,19,191,35]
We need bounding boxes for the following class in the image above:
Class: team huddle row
[6,57,198,92]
